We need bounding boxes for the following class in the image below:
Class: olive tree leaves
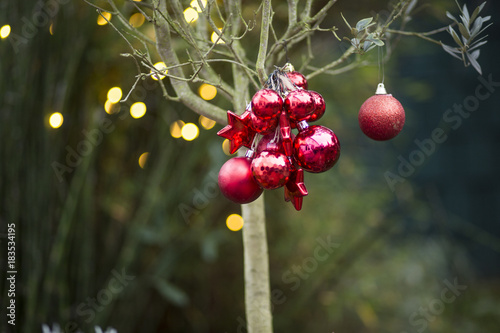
[442,1,492,74]
[340,15,384,54]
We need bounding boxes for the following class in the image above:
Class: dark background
[1,0,499,332]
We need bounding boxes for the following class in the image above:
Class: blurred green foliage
[1,0,499,332]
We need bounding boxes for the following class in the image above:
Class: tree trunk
[241,195,273,333]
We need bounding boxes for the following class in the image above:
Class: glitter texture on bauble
[358,83,405,141]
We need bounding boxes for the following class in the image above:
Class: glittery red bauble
[218,157,263,204]
[286,71,308,90]
[308,91,326,122]
[250,111,278,134]
[358,94,405,141]
[293,125,341,173]
[251,150,291,190]
[285,90,315,122]
[251,89,283,119]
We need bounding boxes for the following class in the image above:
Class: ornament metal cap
[245,149,255,159]
[375,83,388,95]
[297,120,309,131]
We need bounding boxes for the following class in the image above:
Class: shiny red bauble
[251,89,283,119]
[218,157,263,204]
[286,71,308,90]
[250,111,278,134]
[251,148,291,190]
[285,90,315,122]
[358,94,405,141]
[308,91,326,122]
[293,124,341,173]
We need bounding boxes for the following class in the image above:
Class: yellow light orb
[150,61,167,80]
[226,214,244,231]
[0,25,11,39]
[211,28,225,44]
[222,139,232,155]
[183,7,199,23]
[104,99,118,114]
[129,13,145,28]
[190,0,207,12]
[107,87,122,103]
[199,115,216,130]
[170,120,185,138]
[97,12,112,26]
[49,22,54,35]
[49,112,64,129]
[198,83,217,101]
[130,102,147,119]
[181,123,199,141]
[138,152,149,168]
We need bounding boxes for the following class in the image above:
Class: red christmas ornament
[279,110,293,157]
[358,83,405,141]
[251,89,283,119]
[286,71,308,90]
[308,91,326,122]
[284,167,308,211]
[293,121,341,173]
[218,156,263,204]
[251,144,291,190]
[217,110,256,154]
[250,111,279,134]
[256,132,282,154]
[285,90,315,122]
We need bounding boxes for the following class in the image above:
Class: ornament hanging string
[378,45,385,84]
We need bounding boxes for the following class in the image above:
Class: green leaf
[341,13,351,30]
[458,23,470,40]
[460,14,469,28]
[468,38,488,51]
[448,26,464,48]
[462,4,470,21]
[470,2,486,23]
[466,51,482,74]
[446,11,458,23]
[470,16,484,38]
[356,17,373,31]
[442,44,462,60]
[366,37,384,46]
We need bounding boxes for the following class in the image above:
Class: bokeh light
[129,13,145,28]
[190,0,207,12]
[138,152,149,169]
[199,83,217,100]
[97,12,112,25]
[183,7,199,23]
[49,112,64,129]
[199,115,216,130]
[104,99,120,114]
[222,139,231,155]
[151,62,167,80]
[226,214,244,231]
[49,22,54,35]
[107,87,122,103]
[181,123,199,141]
[130,102,147,119]
[0,25,11,39]
[170,120,185,139]
[211,28,224,44]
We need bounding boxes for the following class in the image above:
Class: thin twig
[256,0,273,84]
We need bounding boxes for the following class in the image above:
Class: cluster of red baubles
[217,67,341,210]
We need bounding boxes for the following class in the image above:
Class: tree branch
[153,0,226,124]
[256,0,272,84]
